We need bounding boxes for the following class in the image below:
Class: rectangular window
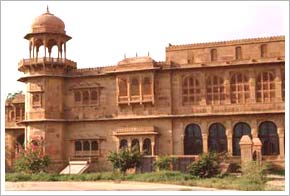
[31,92,42,108]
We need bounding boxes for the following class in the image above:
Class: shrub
[14,139,50,174]
[240,161,268,185]
[107,146,142,174]
[153,156,174,171]
[187,152,224,178]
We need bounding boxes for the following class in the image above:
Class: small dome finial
[46,5,50,13]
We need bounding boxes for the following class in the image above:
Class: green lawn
[5,170,280,191]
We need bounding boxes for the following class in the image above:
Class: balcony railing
[18,57,77,69]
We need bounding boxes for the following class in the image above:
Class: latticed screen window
[75,141,82,151]
[210,49,217,61]
[235,46,242,60]
[32,93,42,107]
[131,139,140,152]
[74,91,81,102]
[91,141,98,151]
[119,78,128,96]
[182,76,201,105]
[91,89,98,103]
[256,71,275,103]
[282,70,285,101]
[143,138,152,155]
[206,75,225,105]
[83,90,89,104]
[131,78,140,96]
[261,44,267,58]
[143,77,152,95]
[230,73,250,104]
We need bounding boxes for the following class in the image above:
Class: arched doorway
[258,121,279,155]
[184,124,203,155]
[208,123,227,153]
[233,122,251,156]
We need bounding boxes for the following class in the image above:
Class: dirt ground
[5,181,228,191]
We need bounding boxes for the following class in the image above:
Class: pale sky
[0,1,289,98]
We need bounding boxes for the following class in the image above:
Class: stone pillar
[127,76,130,104]
[139,138,143,153]
[275,68,282,102]
[116,138,120,152]
[239,135,253,165]
[200,73,207,105]
[252,137,262,164]
[202,133,208,153]
[29,41,32,59]
[224,71,231,104]
[128,138,132,150]
[249,69,256,104]
[225,120,232,155]
[151,141,155,156]
[64,42,67,59]
[278,127,285,159]
[43,39,47,58]
[251,119,258,138]
[139,75,142,103]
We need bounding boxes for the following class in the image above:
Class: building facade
[5,10,285,172]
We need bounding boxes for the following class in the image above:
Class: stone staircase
[60,160,90,174]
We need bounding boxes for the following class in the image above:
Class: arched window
[210,49,217,61]
[184,124,203,155]
[83,140,90,151]
[74,91,81,102]
[208,123,227,153]
[17,134,25,147]
[230,73,250,104]
[131,78,140,96]
[119,139,128,150]
[91,89,98,103]
[91,141,98,151]
[235,46,242,60]
[233,122,251,156]
[282,70,285,101]
[206,75,225,105]
[182,76,201,105]
[143,138,152,155]
[143,77,152,95]
[75,140,82,151]
[256,71,275,103]
[131,139,140,152]
[83,90,89,104]
[258,121,279,155]
[10,111,15,121]
[119,78,128,96]
[261,44,267,58]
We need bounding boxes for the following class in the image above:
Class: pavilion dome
[30,8,65,34]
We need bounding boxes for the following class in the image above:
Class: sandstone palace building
[5,9,285,172]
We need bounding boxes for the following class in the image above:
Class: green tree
[14,139,50,174]
[6,91,23,101]
[107,146,142,174]
[187,152,225,178]
[153,156,176,171]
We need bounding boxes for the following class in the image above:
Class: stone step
[59,162,89,174]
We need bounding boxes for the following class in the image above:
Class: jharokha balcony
[18,57,77,72]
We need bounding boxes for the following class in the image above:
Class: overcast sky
[1,1,289,98]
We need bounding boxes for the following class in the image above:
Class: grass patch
[6,171,268,191]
